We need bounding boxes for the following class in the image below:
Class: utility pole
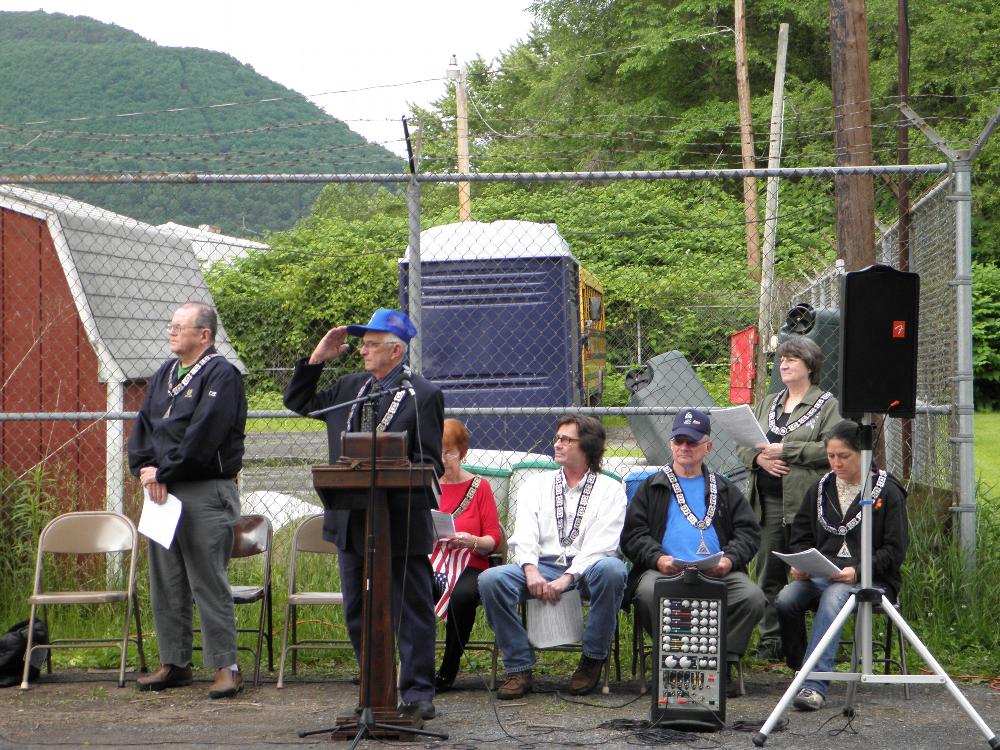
[897,0,913,479]
[734,0,761,279]
[753,23,789,404]
[447,56,471,222]
[829,0,875,271]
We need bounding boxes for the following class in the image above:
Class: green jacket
[735,385,841,523]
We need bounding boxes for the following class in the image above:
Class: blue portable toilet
[400,221,588,453]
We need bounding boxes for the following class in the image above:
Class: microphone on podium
[400,365,416,395]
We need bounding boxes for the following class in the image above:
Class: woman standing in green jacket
[736,336,841,662]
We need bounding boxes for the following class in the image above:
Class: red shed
[0,186,245,515]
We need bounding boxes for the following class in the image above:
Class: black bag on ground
[0,619,48,688]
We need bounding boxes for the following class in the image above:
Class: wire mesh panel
[774,176,957,496]
[0,167,962,534]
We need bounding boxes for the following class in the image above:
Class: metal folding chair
[21,511,146,689]
[276,514,352,688]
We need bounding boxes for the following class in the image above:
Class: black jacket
[128,347,247,484]
[789,469,908,601]
[620,465,761,606]
[283,358,444,555]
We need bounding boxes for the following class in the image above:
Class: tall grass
[3,475,998,680]
[0,465,59,616]
[902,483,1000,675]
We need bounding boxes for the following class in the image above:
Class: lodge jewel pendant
[695,533,711,556]
[837,539,851,559]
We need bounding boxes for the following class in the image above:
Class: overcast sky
[2,0,536,156]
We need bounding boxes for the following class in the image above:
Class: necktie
[360,381,382,432]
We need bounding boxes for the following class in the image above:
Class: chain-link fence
[0,162,965,539]
[780,177,959,496]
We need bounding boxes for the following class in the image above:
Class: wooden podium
[310,432,440,741]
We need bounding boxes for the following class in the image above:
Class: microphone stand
[753,414,998,747]
[299,381,447,747]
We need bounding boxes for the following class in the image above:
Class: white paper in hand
[430,510,456,540]
[527,588,584,648]
[710,405,769,448]
[138,489,182,549]
[672,551,725,572]
[773,548,842,579]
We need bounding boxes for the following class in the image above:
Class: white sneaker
[793,687,826,711]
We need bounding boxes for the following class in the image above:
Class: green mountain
[0,11,404,236]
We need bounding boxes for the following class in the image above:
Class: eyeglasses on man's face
[671,436,707,447]
[553,434,581,445]
[166,324,206,335]
[359,340,395,352]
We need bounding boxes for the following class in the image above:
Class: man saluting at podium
[284,308,444,720]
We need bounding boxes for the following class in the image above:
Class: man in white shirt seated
[479,414,627,700]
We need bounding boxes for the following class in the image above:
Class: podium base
[298,705,447,747]
[331,707,424,741]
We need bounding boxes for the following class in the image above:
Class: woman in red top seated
[433,418,503,691]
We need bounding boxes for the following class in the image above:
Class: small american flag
[429,542,471,619]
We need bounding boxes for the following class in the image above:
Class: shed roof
[158,221,267,266]
[0,185,246,383]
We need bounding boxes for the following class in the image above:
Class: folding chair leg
[20,607,39,690]
[899,628,910,700]
[43,605,52,676]
[614,617,621,682]
[253,597,266,687]
[490,639,499,691]
[265,585,274,672]
[277,603,293,689]
[118,596,134,687]
[291,611,298,675]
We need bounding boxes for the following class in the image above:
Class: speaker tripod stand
[752,416,998,748]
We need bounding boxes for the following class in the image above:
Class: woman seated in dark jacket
[774,420,908,712]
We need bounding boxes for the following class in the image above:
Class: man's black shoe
[433,672,455,692]
[398,700,436,720]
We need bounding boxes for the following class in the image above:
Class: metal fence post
[950,155,976,565]
[407,176,423,372]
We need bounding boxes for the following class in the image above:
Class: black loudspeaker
[839,265,919,418]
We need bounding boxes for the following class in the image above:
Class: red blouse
[438,476,502,571]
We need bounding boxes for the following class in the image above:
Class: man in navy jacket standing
[129,302,247,699]
[284,308,444,720]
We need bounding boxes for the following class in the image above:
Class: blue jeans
[479,557,627,674]
[774,578,856,696]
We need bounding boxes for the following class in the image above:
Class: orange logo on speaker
[892,321,906,338]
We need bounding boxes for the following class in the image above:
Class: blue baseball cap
[345,308,418,342]
[672,408,711,441]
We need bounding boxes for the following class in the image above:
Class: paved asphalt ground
[1,666,997,750]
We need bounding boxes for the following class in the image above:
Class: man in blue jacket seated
[620,409,765,698]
